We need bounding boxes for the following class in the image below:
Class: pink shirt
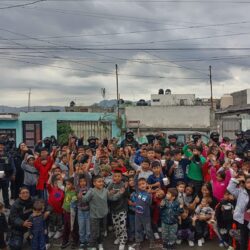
[211,167,231,202]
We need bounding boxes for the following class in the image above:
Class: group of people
[0,130,250,250]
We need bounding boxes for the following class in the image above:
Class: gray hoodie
[227,178,250,229]
[82,187,122,218]
[21,161,38,186]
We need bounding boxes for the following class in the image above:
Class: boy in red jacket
[47,174,64,239]
[34,148,54,199]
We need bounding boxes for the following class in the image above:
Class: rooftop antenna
[28,88,31,112]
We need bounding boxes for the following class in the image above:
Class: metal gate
[222,118,241,139]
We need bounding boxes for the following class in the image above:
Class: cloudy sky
[0,0,250,106]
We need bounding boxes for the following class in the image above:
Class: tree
[57,123,74,145]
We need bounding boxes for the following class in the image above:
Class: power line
[0,0,45,9]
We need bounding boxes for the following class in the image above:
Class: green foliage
[57,123,74,145]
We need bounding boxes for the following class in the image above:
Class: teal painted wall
[0,112,122,146]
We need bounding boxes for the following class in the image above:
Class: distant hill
[0,106,65,113]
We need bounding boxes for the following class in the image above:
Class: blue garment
[147,173,164,188]
[78,210,90,244]
[29,214,46,250]
[134,150,145,165]
[161,199,183,225]
[135,191,152,217]
[167,159,190,187]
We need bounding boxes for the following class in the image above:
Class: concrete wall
[231,89,249,106]
[125,106,211,131]
[0,112,121,146]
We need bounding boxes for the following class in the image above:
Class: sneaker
[46,243,51,250]
[219,241,224,247]
[176,240,182,245]
[198,239,203,247]
[228,246,234,250]
[103,231,108,237]
[188,241,194,247]
[158,227,162,233]
[71,242,77,249]
[79,244,85,250]
[54,231,63,239]
[48,231,55,238]
[128,243,140,250]
[201,238,205,244]
[98,244,104,250]
[119,244,125,250]
[154,232,160,240]
[61,242,70,249]
[114,239,120,245]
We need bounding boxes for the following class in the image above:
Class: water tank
[158,89,164,95]
[221,94,233,109]
[165,89,171,95]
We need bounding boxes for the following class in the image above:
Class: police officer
[210,132,220,146]
[0,140,15,209]
[120,131,139,149]
[235,130,247,158]
[168,134,178,150]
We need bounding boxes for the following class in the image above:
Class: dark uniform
[0,151,15,208]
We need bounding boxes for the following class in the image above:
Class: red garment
[202,161,220,183]
[152,193,162,226]
[47,184,64,214]
[34,156,53,190]
[112,166,127,173]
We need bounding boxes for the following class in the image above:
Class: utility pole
[116,64,119,117]
[28,88,31,112]
[209,65,213,110]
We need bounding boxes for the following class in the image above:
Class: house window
[0,129,16,142]
[22,121,42,148]
[152,99,160,102]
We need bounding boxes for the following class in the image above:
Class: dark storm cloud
[0,0,250,105]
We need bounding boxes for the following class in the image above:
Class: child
[132,158,153,181]
[167,149,190,187]
[21,154,38,197]
[28,200,47,250]
[130,178,157,250]
[108,170,129,250]
[127,176,136,242]
[160,188,183,250]
[57,154,70,178]
[47,174,64,239]
[82,175,125,250]
[147,161,164,190]
[194,197,214,247]
[215,190,235,248]
[0,203,7,250]
[151,189,165,240]
[77,174,91,250]
[210,166,231,202]
[176,206,195,247]
[227,174,250,250]
[176,181,186,206]
[34,150,54,200]
[61,177,78,249]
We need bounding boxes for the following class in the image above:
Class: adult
[0,140,15,209]
[168,134,178,151]
[12,143,32,199]
[120,131,139,149]
[9,187,33,250]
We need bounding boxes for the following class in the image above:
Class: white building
[151,91,195,106]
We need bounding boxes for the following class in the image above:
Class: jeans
[177,228,195,241]
[162,223,178,247]
[89,217,106,248]
[135,214,153,243]
[0,180,9,206]
[62,211,78,244]
[78,210,90,244]
[49,213,63,233]
[128,213,135,241]
[31,231,45,250]
[195,220,208,239]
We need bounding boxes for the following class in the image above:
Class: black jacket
[9,198,33,234]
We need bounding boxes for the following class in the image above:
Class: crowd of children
[0,131,250,250]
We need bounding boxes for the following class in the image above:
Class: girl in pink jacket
[210,166,231,202]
